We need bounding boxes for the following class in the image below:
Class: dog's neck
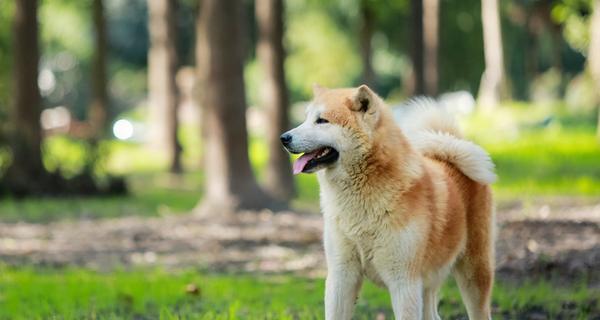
[322,117,424,199]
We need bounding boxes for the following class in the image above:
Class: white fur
[397,97,497,184]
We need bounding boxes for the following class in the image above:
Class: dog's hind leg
[453,257,493,320]
[453,193,494,320]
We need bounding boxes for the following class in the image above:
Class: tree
[478,0,505,109]
[422,0,439,96]
[409,0,424,95]
[196,0,273,212]
[148,0,182,173]
[359,0,376,88]
[6,0,46,194]
[590,0,600,139]
[410,0,438,96]
[256,0,295,202]
[89,0,109,139]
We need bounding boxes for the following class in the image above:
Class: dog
[281,84,496,320]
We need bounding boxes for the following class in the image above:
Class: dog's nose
[280,133,292,146]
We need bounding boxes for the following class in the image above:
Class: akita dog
[281,85,496,320]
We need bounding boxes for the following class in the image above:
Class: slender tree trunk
[196,0,273,213]
[359,0,376,88]
[423,0,439,96]
[8,0,45,193]
[589,0,600,140]
[409,0,425,95]
[89,0,109,139]
[256,0,295,202]
[478,0,505,109]
[148,0,183,173]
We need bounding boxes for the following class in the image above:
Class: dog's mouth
[292,146,339,174]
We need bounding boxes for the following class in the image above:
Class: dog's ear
[350,84,373,113]
[312,83,326,96]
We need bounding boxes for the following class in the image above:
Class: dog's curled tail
[397,97,497,184]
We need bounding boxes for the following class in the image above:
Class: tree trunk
[409,0,425,95]
[359,0,376,88]
[7,0,46,193]
[589,0,600,140]
[422,0,439,96]
[196,0,273,213]
[89,0,109,139]
[478,0,505,109]
[148,0,183,173]
[256,0,295,202]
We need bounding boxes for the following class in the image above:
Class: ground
[0,200,599,319]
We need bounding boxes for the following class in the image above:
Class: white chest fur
[319,174,425,287]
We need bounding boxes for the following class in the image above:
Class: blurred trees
[256,0,295,202]
[478,0,505,108]
[148,0,182,173]
[6,0,47,194]
[0,0,598,200]
[196,0,273,212]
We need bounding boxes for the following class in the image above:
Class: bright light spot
[38,68,56,96]
[40,106,70,130]
[113,119,134,140]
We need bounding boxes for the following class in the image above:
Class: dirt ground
[0,202,598,286]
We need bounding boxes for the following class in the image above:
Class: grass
[0,266,597,319]
[0,103,598,222]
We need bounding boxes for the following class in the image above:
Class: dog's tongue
[293,150,319,175]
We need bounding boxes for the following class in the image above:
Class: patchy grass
[0,267,597,319]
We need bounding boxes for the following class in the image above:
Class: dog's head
[281,84,387,175]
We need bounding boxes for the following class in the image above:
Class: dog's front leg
[324,221,362,320]
[388,278,424,320]
[325,265,362,320]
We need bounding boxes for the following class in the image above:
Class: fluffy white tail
[396,97,497,184]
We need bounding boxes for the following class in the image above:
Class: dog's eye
[316,117,329,124]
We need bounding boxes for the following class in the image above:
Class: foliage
[285,3,361,100]
[552,0,593,54]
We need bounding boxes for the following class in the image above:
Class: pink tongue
[293,150,319,175]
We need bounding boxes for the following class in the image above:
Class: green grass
[0,266,597,319]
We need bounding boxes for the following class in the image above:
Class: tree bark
[256,0,295,202]
[422,0,439,96]
[89,0,109,139]
[589,0,600,140]
[409,0,425,95]
[196,0,273,213]
[359,0,376,88]
[148,0,183,173]
[478,0,505,109]
[8,0,45,192]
